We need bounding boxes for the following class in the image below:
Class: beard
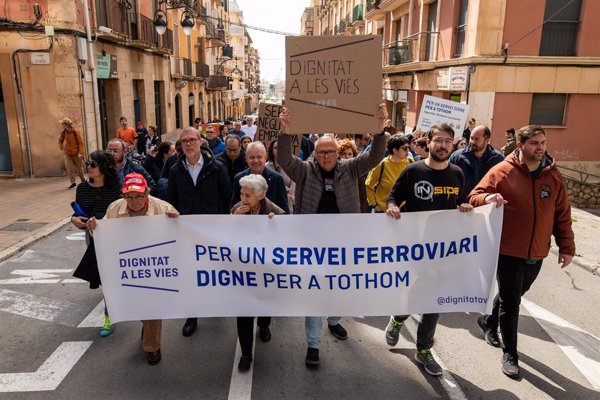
[429,148,450,162]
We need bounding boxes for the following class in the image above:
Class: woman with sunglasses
[71,150,121,337]
[365,134,413,212]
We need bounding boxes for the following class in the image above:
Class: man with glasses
[449,125,504,196]
[385,123,473,377]
[277,104,389,368]
[167,126,231,337]
[216,135,248,184]
[106,138,156,193]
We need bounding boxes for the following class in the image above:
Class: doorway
[0,80,13,172]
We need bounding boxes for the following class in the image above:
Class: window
[539,0,582,56]
[530,94,567,125]
[454,0,468,58]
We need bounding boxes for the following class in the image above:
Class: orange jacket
[59,129,84,156]
[469,151,575,260]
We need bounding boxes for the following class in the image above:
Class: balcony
[195,62,210,78]
[134,14,158,48]
[173,57,193,78]
[344,13,352,32]
[352,5,364,25]
[157,28,174,53]
[205,20,226,43]
[339,18,347,32]
[378,0,410,13]
[366,0,385,19]
[207,75,228,90]
[383,32,439,66]
[95,0,133,39]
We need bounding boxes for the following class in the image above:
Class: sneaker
[385,316,403,346]
[415,349,443,376]
[68,183,76,189]
[238,355,252,372]
[305,347,320,367]
[100,315,113,337]
[259,327,271,342]
[501,353,520,378]
[327,323,348,340]
[477,315,501,348]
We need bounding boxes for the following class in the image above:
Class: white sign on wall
[449,67,469,91]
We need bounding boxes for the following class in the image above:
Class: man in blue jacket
[167,127,232,336]
[230,141,290,214]
[449,125,504,195]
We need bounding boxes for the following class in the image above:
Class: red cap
[137,121,143,126]
[122,173,147,194]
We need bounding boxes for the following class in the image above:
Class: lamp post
[153,0,199,37]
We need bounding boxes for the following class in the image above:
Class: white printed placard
[94,205,502,323]
[416,95,469,136]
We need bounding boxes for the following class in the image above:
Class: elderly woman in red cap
[87,173,179,365]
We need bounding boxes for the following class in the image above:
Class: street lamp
[153,0,199,36]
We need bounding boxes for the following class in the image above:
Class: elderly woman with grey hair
[230,174,285,371]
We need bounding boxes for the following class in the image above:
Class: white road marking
[0,341,93,392]
[66,232,86,241]
[0,269,84,284]
[0,288,83,326]
[354,317,468,400]
[77,300,105,328]
[522,298,600,390]
[7,250,41,263]
[227,321,256,400]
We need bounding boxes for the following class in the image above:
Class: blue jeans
[305,316,341,349]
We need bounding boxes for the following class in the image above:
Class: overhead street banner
[94,205,502,323]
[285,35,382,134]
[416,95,469,136]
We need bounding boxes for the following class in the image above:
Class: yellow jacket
[365,156,412,210]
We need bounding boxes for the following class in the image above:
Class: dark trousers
[394,313,439,350]
[484,254,542,356]
[237,317,271,356]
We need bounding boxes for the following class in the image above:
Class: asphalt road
[0,225,598,399]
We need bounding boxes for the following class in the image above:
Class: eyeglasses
[124,194,145,200]
[85,160,99,168]
[432,138,454,146]
[181,138,199,146]
[400,146,409,151]
[316,150,337,157]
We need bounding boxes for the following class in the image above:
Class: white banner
[416,95,469,136]
[94,205,502,324]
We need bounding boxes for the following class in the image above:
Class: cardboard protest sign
[416,95,469,137]
[256,103,301,157]
[285,35,382,134]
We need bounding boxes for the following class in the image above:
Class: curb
[0,217,71,263]
[549,246,599,276]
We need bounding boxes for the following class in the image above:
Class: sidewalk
[0,177,74,262]
[0,177,598,274]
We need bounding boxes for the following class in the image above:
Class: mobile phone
[71,201,90,218]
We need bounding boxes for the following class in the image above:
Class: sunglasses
[85,160,99,168]
[124,194,145,200]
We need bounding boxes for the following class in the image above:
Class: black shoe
[328,323,348,340]
[68,183,76,189]
[147,348,161,365]
[259,327,271,342]
[305,347,320,367]
[477,315,501,348]
[238,355,252,372]
[182,318,197,337]
[502,353,520,378]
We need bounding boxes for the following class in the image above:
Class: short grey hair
[108,137,127,150]
[246,141,266,154]
[181,126,201,139]
[239,174,268,196]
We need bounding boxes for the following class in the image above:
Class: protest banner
[93,205,502,323]
[416,95,469,136]
[198,123,220,137]
[256,103,301,156]
[285,35,382,134]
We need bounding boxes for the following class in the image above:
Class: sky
[234,0,310,83]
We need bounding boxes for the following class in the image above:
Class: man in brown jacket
[469,125,575,378]
[58,117,85,188]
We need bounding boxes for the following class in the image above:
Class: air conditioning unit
[176,80,187,89]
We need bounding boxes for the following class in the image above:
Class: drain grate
[0,222,47,232]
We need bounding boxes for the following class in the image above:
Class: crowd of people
[64,108,574,380]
